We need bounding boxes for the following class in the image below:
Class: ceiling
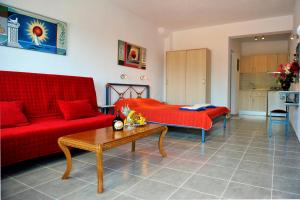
[111,0,295,30]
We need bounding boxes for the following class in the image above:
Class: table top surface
[279,91,300,94]
[60,124,164,146]
[99,105,115,108]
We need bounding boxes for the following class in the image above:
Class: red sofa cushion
[1,113,115,166]
[58,99,97,120]
[0,71,98,118]
[0,101,29,128]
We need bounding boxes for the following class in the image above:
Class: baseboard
[239,111,266,116]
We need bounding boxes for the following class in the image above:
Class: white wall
[228,39,241,114]
[166,15,293,106]
[229,39,241,58]
[229,52,239,114]
[289,0,300,140]
[0,0,165,105]
[241,40,289,55]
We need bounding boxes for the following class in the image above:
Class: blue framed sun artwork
[0,4,67,55]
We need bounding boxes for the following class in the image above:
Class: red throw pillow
[57,99,97,120]
[0,101,29,128]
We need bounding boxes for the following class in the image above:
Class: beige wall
[166,15,293,106]
[240,74,277,90]
[241,40,289,56]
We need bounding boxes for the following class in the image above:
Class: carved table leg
[131,141,136,152]
[58,138,72,179]
[158,126,168,157]
[96,145,104,193]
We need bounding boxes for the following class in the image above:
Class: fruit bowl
[122,104,147,127]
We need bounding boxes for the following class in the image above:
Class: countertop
[240,88,282,92]
[240,88,269,91]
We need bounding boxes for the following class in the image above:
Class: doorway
[229,32,291,117]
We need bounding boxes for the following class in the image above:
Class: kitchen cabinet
[253,55,267,73]
[266,54,278,72]
[240,55,267,73]
[239,90,252,110]
[240,56,253,73]
[277,54,288,66]
[240,53,288,74]
[251,91,267,111]
[239,90,267,113]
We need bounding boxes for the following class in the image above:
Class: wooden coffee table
[57,124,168,193]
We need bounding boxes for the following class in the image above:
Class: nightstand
[99,105,115,114]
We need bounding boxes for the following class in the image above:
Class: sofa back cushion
[58,99,97,120]
[0,71,98,118]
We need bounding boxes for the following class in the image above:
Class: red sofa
[0,71,115,166]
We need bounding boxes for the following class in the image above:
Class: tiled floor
[2,116,300,199]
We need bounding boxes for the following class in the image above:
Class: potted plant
[274,61,299,91]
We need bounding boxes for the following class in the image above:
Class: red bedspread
[114,98,229,130]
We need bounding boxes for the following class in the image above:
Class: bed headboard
[106,83,150,105]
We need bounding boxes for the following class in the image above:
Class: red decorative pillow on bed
[115,98,139,108]
[0,101,29,128]
[57,99,97,120]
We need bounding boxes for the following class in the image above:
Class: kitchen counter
[239,89,267,116]
[240,88,269,91]
[239,89,293,116]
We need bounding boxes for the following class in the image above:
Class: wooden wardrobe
[166,48,211,105]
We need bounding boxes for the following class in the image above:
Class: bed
[106,83,229,143]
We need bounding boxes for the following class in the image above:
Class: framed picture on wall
[0,4,67,55]
[118,40,146,69]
